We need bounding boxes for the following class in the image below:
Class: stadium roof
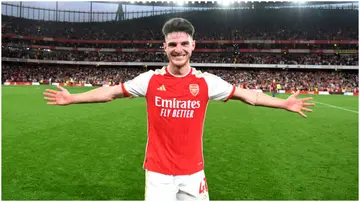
[93,1,358,8]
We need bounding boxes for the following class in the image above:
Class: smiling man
[43,18,315,201]
[162,19,195,75]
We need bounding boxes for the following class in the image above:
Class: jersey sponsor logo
[155,96,201,118]
[155,96,200,109]
[189,84,199,96]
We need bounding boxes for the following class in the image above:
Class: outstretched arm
[231,88,315,118]
[43,85,125,106]
[44,70,154,106]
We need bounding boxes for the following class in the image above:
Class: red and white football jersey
[121,66,236,175]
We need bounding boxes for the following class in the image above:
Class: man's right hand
[43,85,73,106]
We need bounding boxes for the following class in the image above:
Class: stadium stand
[1,49,358,66]
[2,9,358,40]
[1,5,358,94]
[2,64,358,93]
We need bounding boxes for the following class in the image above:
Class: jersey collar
[165,65,192,78]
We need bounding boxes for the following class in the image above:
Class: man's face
[164,32,195,68]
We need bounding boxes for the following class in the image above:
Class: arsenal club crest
[189,84,199,96]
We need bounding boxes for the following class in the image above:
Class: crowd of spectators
[2,8,358,40]
[3,38,357,50]
[2,64,358,92]
[2,8,358,93]
[1,64,142,86]
[192,53,358,66]
[2,48,358,66]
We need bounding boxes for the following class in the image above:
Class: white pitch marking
[312,101,358,114]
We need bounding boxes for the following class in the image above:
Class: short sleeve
[121,70,154,98]
[203,73,236,102]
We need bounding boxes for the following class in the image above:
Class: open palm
[284,90,315,118]
[43,85,73,106]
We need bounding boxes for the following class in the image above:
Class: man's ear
[191,40,196,51]
[163,34,168,51]
[163,42,167,51]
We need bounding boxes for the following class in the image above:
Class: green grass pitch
[2,85,358,200]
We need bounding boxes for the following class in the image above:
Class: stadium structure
[1,0,359,201]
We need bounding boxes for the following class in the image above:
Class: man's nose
[174,44,183,52]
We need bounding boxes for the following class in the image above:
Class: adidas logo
[157,85,166,91]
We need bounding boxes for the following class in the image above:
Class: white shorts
[145,169,210,201]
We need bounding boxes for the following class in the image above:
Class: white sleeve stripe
[121,83,131,97]
[224,86,236,102]
[123,70,154,98]
[204,72,234,101]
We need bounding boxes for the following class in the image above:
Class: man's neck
[168,63,191,76]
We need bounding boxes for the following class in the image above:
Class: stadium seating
[2,9,358,40]
[1,8,358,92]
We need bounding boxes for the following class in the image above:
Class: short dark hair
[162,18,195,39]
